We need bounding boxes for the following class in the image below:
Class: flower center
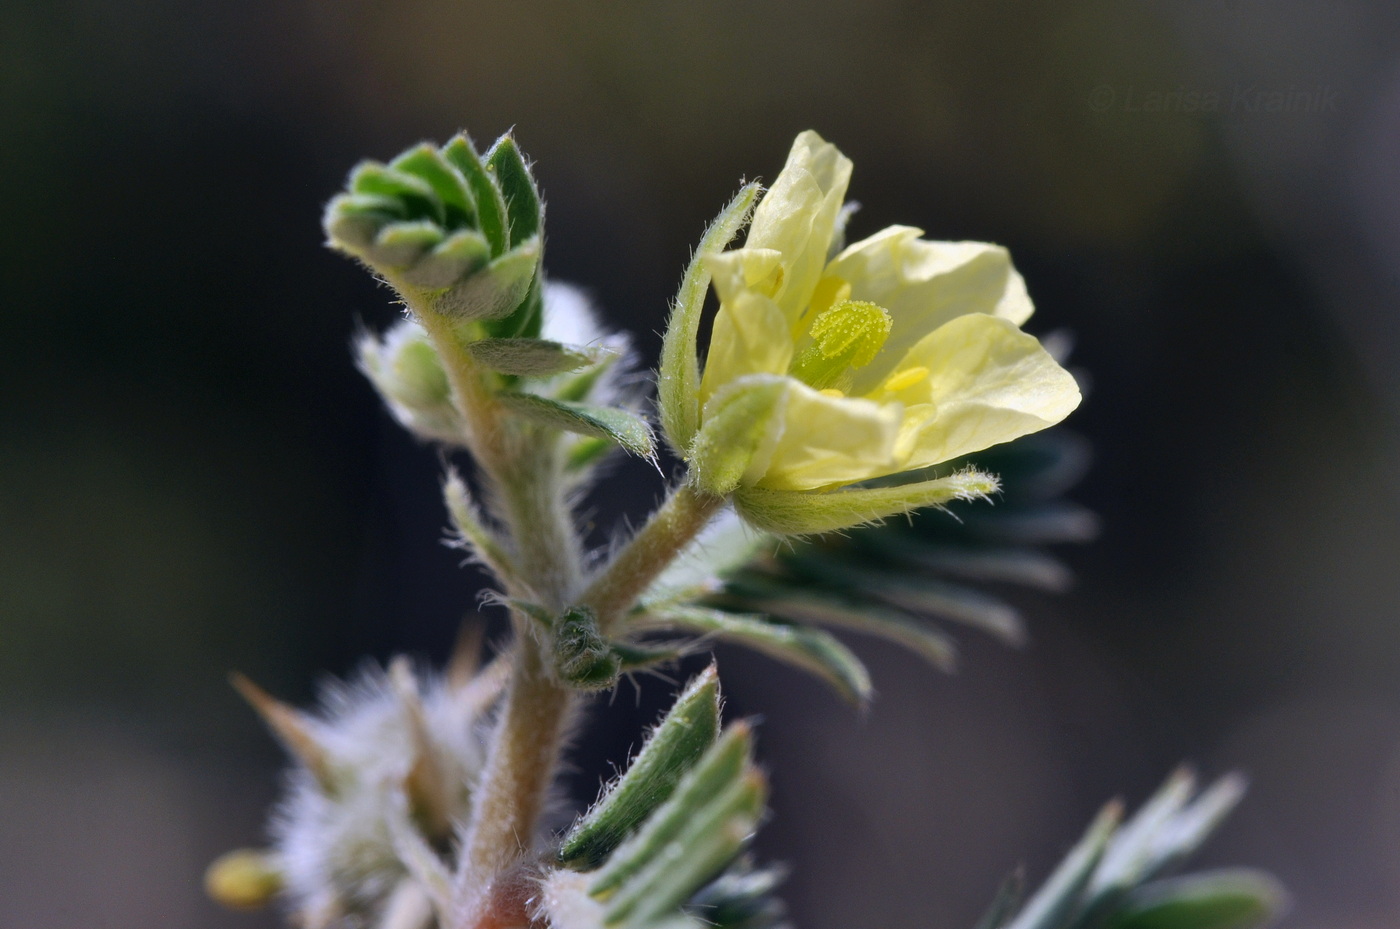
[788,300,892,392]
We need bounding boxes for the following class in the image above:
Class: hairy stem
[453,635,574,925]
[414,306,585,928]
[583,483,728,633]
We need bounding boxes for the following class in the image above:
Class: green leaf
[593,725,763,922]
[590,723,753,899]
[687,865,788,929]
[349,163,442,223]
[552,350,621,403]
[467,338,603,377]
[1105,870,1285,929]
[658,183,761,455]
[722,579,956,672]
[854,533,1073,592]
[645,606,871,706]
[498,392,655,459]
[1003,801,1121,929]
[604,769,767,928]
[609,640,684,671]
[428,237,540,321]
[960,501,1100,545]
[559,666,722,869]
[565,436,616,472]
[442,134,509,255]
[390,144,475,227]
[486,134,543,248]
[372,221,443,269]
[398,230,492,290]
[1090,771,1246,902]
[323,193,406,250]
[972,871,1024,929]
[783,552,1025,646]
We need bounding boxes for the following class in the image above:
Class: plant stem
[414,306,587,928]
[583,483,728,633]
[413,305,723,928]
[453,634,573,923]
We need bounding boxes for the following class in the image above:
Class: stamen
[884,365,929,393]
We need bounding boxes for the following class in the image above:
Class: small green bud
[552,606,622,690]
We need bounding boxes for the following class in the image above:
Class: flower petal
[746,131,853,328]
[755,380,903,492]
[826,226,1035,393]
[881,314,1081,469]
[698,292,793,406]
[704,248,784,304]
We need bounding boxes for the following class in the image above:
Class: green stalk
[583,483,728,633]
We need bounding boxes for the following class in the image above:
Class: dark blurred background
[4,1,1400,926]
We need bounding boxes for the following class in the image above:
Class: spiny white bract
[269,661,499,926]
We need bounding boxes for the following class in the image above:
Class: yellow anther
[819,388,846,398]
[884,365,929,393]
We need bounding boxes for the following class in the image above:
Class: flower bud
[325,133,544,326]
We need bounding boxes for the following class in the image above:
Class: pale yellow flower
[693,131,1080,494]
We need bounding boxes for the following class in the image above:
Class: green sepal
[687,379,786,496]
[390,143,476,228]
[551,606,622,691]
[1003,802,1121,929]
[499,392,656,459]
[643,606,871,706]
[733,470,999,536]
[1104,870,1285,929]
[467,338,604,377]
[658,183,761,455]
[486,135,543,248]
[721,577,956,672]
[442,134,509,255]
[559,666,722,869]
[590,723,756,902]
